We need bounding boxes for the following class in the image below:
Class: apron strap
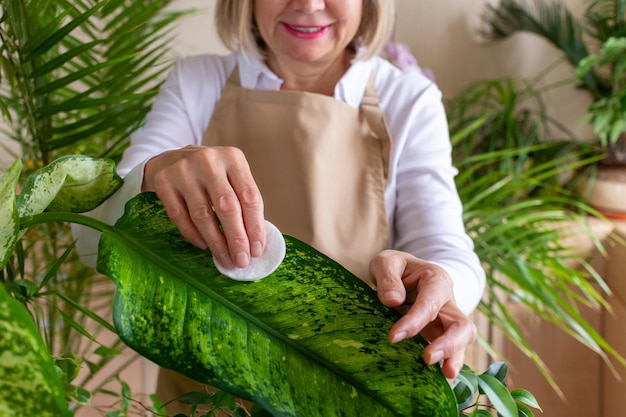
[360,75,392,181]
[225,65,241,88]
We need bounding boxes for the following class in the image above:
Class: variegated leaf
[97,192,457,417]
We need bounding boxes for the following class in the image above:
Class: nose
[292,0,325,13]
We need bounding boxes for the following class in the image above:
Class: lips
[282,23,330,38]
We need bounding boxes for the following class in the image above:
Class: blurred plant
[480,0,626,164]
[0,0,189,414]
[448,76,622,393]
[576,36,626,163]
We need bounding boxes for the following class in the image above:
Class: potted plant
[576,35,626,216]
[0,0,187,413]
[480,0,626,217]
[1,153,542,417]
[445,74,623,394]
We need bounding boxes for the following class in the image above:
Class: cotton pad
[213,220,286,281]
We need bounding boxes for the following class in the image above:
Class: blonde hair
[215,0,396,60]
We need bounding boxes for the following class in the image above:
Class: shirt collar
[236,50,373,109]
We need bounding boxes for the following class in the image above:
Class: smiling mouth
[286,24,325,33]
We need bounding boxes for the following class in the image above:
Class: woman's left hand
[370,250,477,380]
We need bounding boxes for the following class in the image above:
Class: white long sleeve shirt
[73,51,485,314]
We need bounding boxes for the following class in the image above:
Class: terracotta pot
[580,164,626,219]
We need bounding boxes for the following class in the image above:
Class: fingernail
[219,254,234,269]
[251,241,263,258]
[194,239,208,250]
[391,331,407,344]
[429,350,444,364]
[235,251,249,268]
[383,290,402,302]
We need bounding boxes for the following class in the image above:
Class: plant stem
[19,212,114,234]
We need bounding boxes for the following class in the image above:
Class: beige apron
[157,66,392,415]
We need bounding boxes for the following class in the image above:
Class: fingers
[389,273,451,343]
[371,250,408,308]
[143,145,265,268]
[205,148,264,267]
[371,250,454,341]
[421,305,477,379]
[370,250,477,380]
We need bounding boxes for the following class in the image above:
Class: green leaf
[453,381,475,411]
[97,192,458,417]
[16,154,122,217]
[21,0,108,60]
[121,380,131,412]
[56,306,100,344]
[515,402,535,417]
[94,345,122,358]
[483,361,508,383]
[26,38,105,78]
[575,55,598,78]
[211,391,238,410]
[33,53,138,96]
[68,384,92,405]
[176,391,214,406]
[453,366,479,410]
[0,159,20,268]
[511,388,541,411]
[150,393,165,413]
[0,283,72,416]
[477,374,517,417]
[55,352,82,383]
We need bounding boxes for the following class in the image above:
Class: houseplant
[0,1,603,414]
[446,74,622,393]
[0,2,543,414]
[576,35,626,215]
[1,154,542,416]
[480,0,626,216]
[0,0,188,413]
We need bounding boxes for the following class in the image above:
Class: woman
[75,0,485,413]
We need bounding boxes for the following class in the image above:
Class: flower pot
[580,164,626,219]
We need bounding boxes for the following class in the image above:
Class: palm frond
[480,0,608,96]
[481,0,590,65]
[585,0,626,40]
[0,0,191,166]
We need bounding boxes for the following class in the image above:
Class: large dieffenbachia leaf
[97,192,457,417]
[0,282,72,417]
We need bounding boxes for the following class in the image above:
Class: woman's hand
[142,145,265,269]
[370,250,477,380]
